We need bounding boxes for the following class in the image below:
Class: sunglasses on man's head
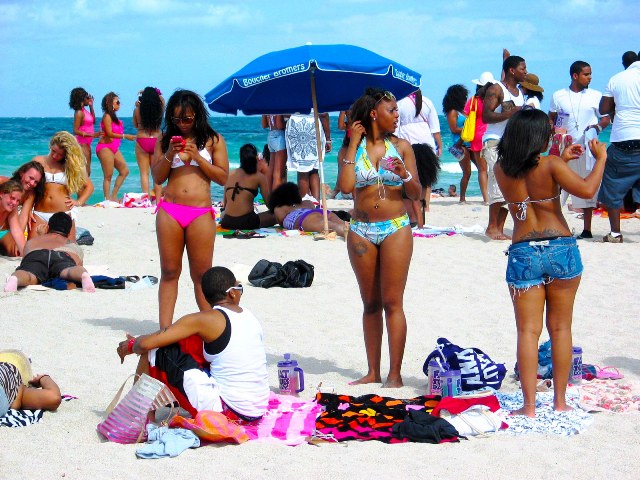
[172,115,195,125]
[375,91,396,105]
[225,284,243,295]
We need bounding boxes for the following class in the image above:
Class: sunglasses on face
[172,115,196,125]
[225,284,243,295]
[374,91,396,106]
[114,100,120,105]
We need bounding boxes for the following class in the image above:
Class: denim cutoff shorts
[267,129,286,152]
[505,236,583,290]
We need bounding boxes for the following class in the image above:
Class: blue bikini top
[354,137,404,188]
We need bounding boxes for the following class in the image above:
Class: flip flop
[124,276,140,283]
[142,275,159,285]
[596,366,624,380]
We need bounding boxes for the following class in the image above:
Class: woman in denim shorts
[494,109,607,417]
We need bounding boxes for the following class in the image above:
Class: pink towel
[244,392,323,446]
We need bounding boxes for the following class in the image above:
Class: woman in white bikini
[29,131,94,240]
[152,90,229,330]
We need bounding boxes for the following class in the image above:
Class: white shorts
[483,139,504,205]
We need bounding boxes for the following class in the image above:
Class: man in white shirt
[598,56,640,243]
[549,61,610,239]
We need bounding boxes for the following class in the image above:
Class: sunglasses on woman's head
[171,115,195,125]
[374,91,396,106]
[225,284,243,295]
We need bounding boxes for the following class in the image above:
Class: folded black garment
[392,410,461,443]
[90,275,126,289]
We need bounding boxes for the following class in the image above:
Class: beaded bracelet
[163,153,172,163]
[342,159,355,164]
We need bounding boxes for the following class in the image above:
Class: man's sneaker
[603,233,623,243]
[577,230,593,239]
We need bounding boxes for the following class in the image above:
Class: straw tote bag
[460,97,477,143]
[97,373,178,444]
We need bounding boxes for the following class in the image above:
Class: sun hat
[472,71,497,86]
[520,73,544,92]
[0,350,33,385]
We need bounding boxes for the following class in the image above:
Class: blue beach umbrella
[204,43,421,232]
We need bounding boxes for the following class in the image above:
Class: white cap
[472,71,497,86]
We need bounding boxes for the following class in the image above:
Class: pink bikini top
[171,147,213,168]
[78,108,94,134]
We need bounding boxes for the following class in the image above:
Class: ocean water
[0,116,608,205]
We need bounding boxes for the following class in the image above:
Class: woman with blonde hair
[0,181,26,256]
[96,92,135,202]
[29,131,94,239]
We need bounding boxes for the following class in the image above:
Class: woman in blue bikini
[152,90,229,329]
[337,88,421,388]
[495,109,607,417]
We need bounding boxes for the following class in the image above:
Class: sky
[0,0,638,118]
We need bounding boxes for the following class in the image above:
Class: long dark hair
[161,90,218,152]
[442,84,468,114]
[349,87,390,144]
[139,87,163,131]
[11,160,45,204]
[69,87,88,111]
[239,144,258,175]
[101,92,119,124]
[497,109,551,178]
[413,89,423,117]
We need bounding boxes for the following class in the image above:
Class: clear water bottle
[569,346,583,385]
[427,359,445,395]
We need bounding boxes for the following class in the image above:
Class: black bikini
[226,182,258,202]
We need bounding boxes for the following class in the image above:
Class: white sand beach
[1,198,639,480]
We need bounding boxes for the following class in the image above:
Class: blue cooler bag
[423,337,507,391]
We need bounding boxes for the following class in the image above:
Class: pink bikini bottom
[157,200,215,229]
[136,137,157,154]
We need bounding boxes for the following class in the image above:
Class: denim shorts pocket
[546,246,574,277]
[506,251,533,283]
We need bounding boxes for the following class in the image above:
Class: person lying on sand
[4,212,95,292]
[1,357,61,417]
[116,266,269,422]
[268,182,348,238]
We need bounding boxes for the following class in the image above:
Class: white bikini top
[44,171,67,185]
[171,147,213,168]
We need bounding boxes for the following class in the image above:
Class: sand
[1,198,638,480]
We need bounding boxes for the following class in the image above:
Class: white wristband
[401,171,413,183]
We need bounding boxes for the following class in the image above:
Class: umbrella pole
[310,70,330,234]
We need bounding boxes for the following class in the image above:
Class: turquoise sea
[0,116,610,205]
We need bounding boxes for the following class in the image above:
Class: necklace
[568,89,583,132]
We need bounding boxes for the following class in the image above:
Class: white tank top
[203,306,269,418]
[483,82,524,142]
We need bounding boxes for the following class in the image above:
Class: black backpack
[248,259,286,288]
[281,260,314,288]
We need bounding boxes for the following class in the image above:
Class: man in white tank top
[481,55,527,240]
[116,266,269,421]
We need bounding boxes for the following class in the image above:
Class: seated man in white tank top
[116,266,269,422]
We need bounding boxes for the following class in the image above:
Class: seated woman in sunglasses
[152,90,229,331]
[116,266,269,422]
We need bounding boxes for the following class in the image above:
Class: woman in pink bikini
[133,87,165,202]
[96,92,135,202]
[152,90,229,329]
[69,87,100,176]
